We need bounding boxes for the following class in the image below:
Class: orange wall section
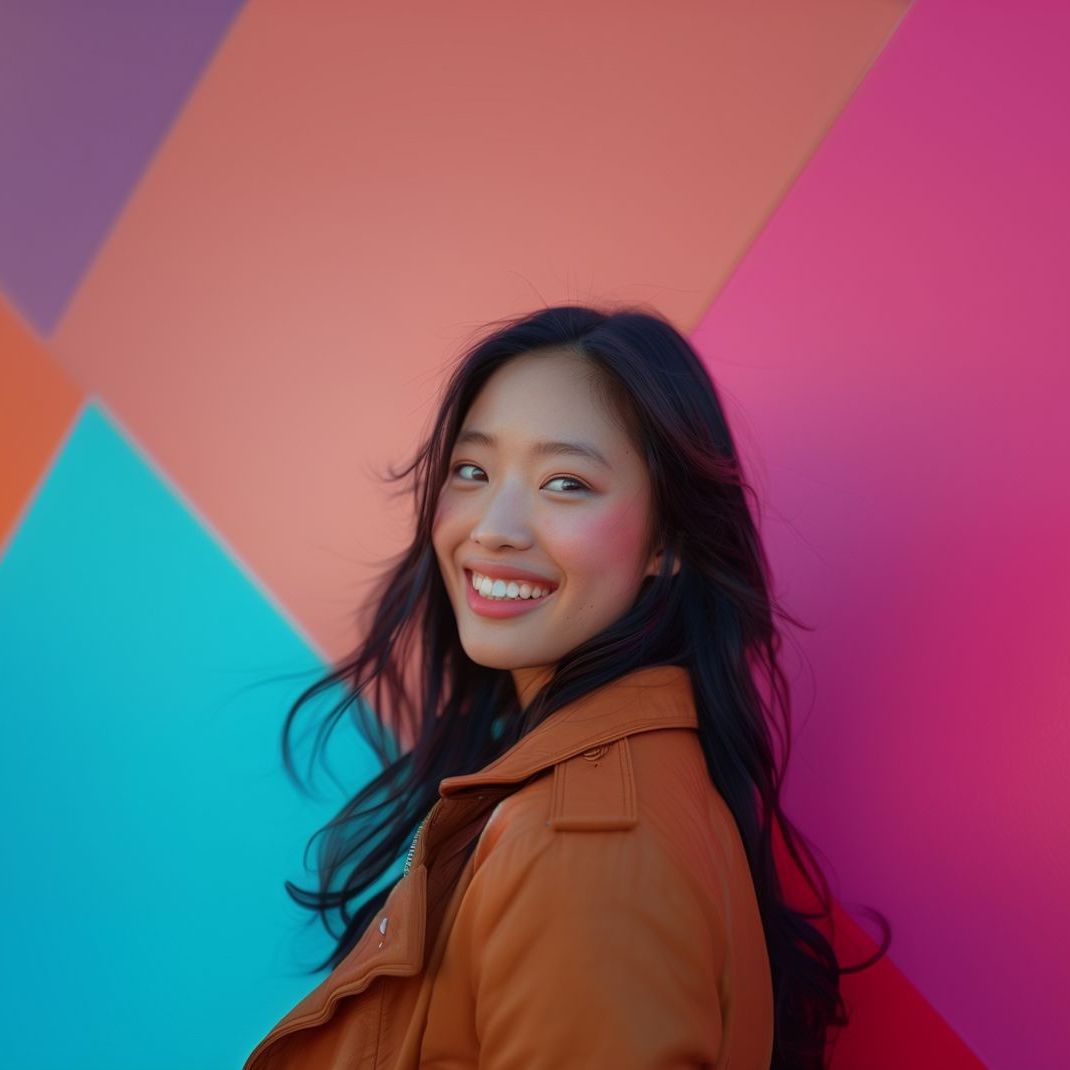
[52,0,909,661]
[0,298,83,553]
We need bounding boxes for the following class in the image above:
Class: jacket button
[379,916,388,934]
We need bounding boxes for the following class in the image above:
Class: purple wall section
[0,0,245,335]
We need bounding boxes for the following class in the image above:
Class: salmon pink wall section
[694,2,1070,1066]
[49,0,908,661]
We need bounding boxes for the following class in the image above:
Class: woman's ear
[645,545,681,579]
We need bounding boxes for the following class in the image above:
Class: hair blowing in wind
[277,304,892,1069]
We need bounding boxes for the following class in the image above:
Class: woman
[243,305,891,1069]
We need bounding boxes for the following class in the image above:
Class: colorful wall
[2,2,1066,1066]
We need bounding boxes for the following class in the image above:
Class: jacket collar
[438,664,697,797]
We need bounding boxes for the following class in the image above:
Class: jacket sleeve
[466,825,727,1069]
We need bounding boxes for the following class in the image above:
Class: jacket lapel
[438,663,697,796]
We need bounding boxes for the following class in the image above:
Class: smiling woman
[432,347,677,706]
[244,304,892,1070]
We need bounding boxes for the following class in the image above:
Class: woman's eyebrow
[455,428,610,469]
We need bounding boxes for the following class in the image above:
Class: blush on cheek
[550,507,648,572]
[431,501,462,569]
[432,496,459,533]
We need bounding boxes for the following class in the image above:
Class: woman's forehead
[462,352,636,452]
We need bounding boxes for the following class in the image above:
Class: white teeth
[469,571,554,601]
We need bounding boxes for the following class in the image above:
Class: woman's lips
[463,569,558,619]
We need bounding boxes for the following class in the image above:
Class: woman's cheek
[431,499,464,575]
[432,493,461,537]
[548,504,648,578]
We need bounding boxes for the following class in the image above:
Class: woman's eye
[452,462,486,482]
[543,475,589,493]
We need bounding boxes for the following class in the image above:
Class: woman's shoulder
[449,730,745,1069]
[444,731,773,1069]
[468,726,745,909]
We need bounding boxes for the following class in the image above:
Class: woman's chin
[459,640,556,674]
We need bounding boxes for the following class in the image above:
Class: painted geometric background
[2,2,1067,1067]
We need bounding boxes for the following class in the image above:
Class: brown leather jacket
[243,665,773,1068]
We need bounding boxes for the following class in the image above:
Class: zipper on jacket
[403,812,429,875]
[401,792,497,877]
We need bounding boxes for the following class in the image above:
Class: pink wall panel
[694,2,1070,1065]
[50,0,907,661]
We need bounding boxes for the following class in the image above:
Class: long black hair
[279,303,891,1068]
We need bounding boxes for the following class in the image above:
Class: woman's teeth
[470,571,555,601]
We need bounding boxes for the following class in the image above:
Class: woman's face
[432,348,670,705]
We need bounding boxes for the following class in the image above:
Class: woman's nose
[469,486,534,550]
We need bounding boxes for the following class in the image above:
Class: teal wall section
[0,402,395,1069]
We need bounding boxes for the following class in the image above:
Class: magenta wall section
[694,2,1070,1065]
